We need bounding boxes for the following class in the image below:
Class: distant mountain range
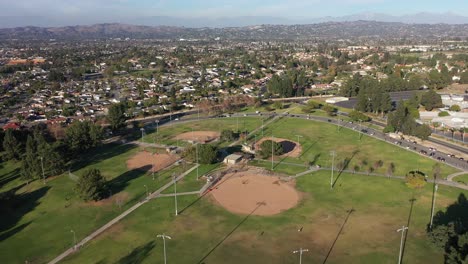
[1,21,468,41]
[1,12,468,28]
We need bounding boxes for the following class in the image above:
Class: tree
[322,104,337,116]
[421,89,443,111]
[220,130,238,141]
[107,103,127,131]
[460,71,468,84]
[76,169,107,201]
[405,171,426,189]
[439,111,450,117]
[449,105,461,112]
[65,121,102,156]
[3,129,21,161]
[414,124,432,140]
[387,162,395,177]
[183,144,218,164]
[21,136,41,184]
[258,140,283,159]
[349,110,371,122]
[428,194,468,264]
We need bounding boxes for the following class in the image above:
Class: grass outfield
[0,143,184,264]
[61,171,468,264]
[251,117,459,177]
[142,117,268,147]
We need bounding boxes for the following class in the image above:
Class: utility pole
[144,184,148,197]
[157,234,172,264]
[397,226,408,264]
[430,184,439,230]
[70,230,76,250]
[40,156,45,185]
[293,248,309,264]
[330,151,336,189]
[173,174,178,216]
[196,142,199,180]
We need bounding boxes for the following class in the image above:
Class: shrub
[258,140,283,159]
[405,170,426,189]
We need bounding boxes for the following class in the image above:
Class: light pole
[430,184,439,230]
[140,128,145,144]
[237,116,239,132]
[144,184,148,197]
[70,230,76,250]
[157,234,172,264]
[262,118,264,137]
[330,151,336,189]
[295,135,303,144]
[397,226,408,264]
[271,134,274,170]
[173,174,178,216]
[40,156,45,185]
[293,248,309,264]
[196,141,199,180]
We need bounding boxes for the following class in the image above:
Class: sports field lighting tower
[430,184,439,230]
[173,173,178,216]
[330,150,336,189]
[293,248,308,264]
[397,226,408,264]
[157,233,172,264]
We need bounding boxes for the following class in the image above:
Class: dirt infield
[255,137,302,158]
[210,172,300,216]
[126,151,179,172]
[174,131,220,143]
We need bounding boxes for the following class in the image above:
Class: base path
[48,164,199,264]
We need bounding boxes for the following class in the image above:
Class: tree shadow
[322,208,355,264]
[108,166,152,197]
[197,202,264,264]
[117,240,156,264]
[0,167,21,189]
[0,185,50,242]
[70,143,137,172]
[429,193,468,262]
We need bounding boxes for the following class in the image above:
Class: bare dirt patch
[255,137,302,158]
[126,151,179,172]
[174,131,220,143]
[210,171,300,216]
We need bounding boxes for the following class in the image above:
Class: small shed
[223,154,243,165]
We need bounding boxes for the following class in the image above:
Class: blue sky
[0,0,467,19]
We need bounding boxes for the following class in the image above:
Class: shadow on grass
[322,208,355,264]
[108,166,152,199]
[197,202,264,264]
[401,196,416,263]
[71,143,137,172]
[0,185,50,242]
[116,240,156,264]
[332,150,359,188]
[0,167,21,189]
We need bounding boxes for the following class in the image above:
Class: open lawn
[0,117,463,263]
[0,143,185,264]
[250,117,460,177]
[454,174,468,185]
[61,171,468,264]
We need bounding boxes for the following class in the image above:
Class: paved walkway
[447,171,467,182]
[157,191,201,197]
[48,164,199,264]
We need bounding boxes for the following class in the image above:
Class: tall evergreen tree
[3,129,21,161]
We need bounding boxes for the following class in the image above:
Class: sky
[0,0,467,25]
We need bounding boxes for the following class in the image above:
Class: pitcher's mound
[127,152,178,172]
[174,131,220,143]
[210,172,300,216]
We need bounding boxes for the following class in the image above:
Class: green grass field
[0,143,184,264]
[61,171,468,264]
[454,174,468,185]
[0,117,464,263]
